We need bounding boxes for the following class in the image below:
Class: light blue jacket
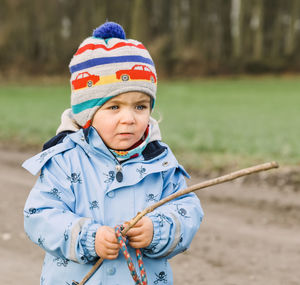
[23,127,204,285]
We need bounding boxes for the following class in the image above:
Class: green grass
[1,76,299,171]
[154,77,300,169]
[0,84,69,145]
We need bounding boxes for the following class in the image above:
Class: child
[23,22,204,285]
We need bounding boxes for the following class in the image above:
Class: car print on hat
[72,72,100,90]
[116,64,156,83]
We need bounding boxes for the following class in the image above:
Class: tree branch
[74,161,279,285]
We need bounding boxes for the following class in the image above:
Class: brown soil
[1,148,299,285]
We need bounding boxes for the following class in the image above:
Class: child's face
[92,91,151,150]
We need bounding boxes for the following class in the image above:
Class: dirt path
[0,148,299,285]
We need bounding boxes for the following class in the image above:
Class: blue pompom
[93,22,126,39]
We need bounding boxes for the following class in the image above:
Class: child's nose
[120,108,135,124]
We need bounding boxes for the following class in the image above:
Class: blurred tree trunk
[219,1,231,63]
[231,0,243,58]
[148,0,172,37]
[147,0,174,76]
[130,0,151,44]
[105,0,132,30]
[251,0,264,60]
[190,0,203,48]
[198,0,228,69]
[269,0,283,59]
[172,0,190,51]
[284,0,300,56]
[209,0,223,63]
[0,0,9,48]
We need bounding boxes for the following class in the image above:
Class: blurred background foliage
[0,0,300,78]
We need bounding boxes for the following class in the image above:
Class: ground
[1,147,299,285]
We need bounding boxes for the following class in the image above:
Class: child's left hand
[125,216,153,248]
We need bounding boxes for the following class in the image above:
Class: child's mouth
[118,132,134,137]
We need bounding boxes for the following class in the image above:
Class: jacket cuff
[80,223,100,262]
[145,213,171,254]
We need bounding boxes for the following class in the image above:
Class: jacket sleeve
[144,166,204,258]
[24,156,100,264]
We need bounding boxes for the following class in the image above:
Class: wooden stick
[74,161,279,285]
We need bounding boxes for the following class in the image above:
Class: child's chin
[112,141,135,151]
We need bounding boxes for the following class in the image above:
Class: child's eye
[136,105,147,110]
[110,105,119,110]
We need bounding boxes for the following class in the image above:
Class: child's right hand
[95,226,120,260]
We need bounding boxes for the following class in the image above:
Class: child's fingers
[128,239,145,249]
[106,253,119,260]
[127,232,151,248]
[126,226,142,237]
[123,217,153,248]
[96,240,120,259]
[127,234,143,242]
[132,219,143,227]
[104,233,118,244]
[104,250,119,260]
[105,247,120,255]
[95,226,121,259]
[124,218,145,232]
[105,240,120,250]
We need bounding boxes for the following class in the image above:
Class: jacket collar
[81,126,166,161]
[69,127,114,160]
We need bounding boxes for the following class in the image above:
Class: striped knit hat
[69,22,157,128]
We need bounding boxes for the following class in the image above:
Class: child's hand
[125,217,153,249]
[95,226,120,260]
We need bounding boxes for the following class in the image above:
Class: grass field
[1,76,299,171]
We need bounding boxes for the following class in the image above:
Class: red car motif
[116,65,156,83]
[72,72,100,90]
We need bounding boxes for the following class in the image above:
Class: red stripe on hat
[75,42,146,55]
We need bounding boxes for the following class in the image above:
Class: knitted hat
[69,22,157,128]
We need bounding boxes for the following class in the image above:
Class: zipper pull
[115,165,123,182]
